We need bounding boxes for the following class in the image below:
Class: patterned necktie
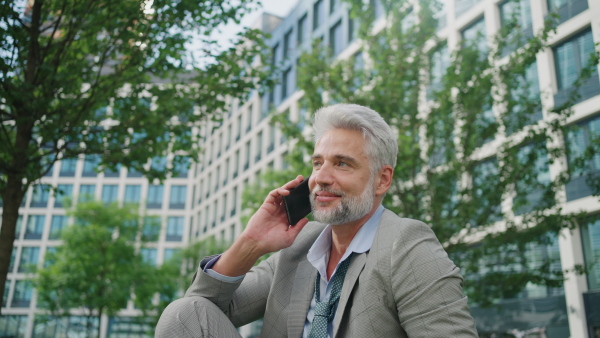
[307,254,354,338]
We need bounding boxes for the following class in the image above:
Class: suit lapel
[287,259,318,338]
[332,251,367,338]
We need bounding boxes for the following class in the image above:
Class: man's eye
[313,161,322,167]
[339,162,348,167]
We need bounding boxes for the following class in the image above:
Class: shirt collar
[307,204,385,280]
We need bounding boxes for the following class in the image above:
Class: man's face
[309,128,377,225]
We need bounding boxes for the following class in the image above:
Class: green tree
[32,201,162,337]
[245,0,600,313]
[0,0,273,308]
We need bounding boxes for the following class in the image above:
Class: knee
[156,297,211,336]
[156,297,235,338]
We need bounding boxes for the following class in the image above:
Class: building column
[558,227,589,338]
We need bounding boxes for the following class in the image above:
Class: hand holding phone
[283,176,312,225]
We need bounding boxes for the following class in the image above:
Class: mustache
[311,185,346,198]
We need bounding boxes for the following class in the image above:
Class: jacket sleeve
[391,219,478,337]
[185,252,279,328]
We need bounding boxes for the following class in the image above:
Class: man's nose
[313,162,334,186]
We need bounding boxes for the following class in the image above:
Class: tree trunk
[97,308,103,338]
[0,176,27,315]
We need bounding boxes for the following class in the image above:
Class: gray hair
[312,104,398,174]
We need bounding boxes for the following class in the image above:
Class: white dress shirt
[302,204,384,338]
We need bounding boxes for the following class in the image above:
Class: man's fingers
[264,175,305,204]
[282,175,304,190]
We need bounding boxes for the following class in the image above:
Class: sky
[214,0,299,44]
[188,0,298,68]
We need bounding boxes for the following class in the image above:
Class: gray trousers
[155,296,242,338]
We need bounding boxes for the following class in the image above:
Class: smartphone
[283,176,312,225]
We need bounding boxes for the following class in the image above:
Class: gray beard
[310,176,375,225]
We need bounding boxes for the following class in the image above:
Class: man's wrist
[211,233,265,277]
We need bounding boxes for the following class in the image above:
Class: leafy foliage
[0,0,273,308]
[32,201,160,337]
[32,200,228,335]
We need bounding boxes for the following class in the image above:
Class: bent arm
[391,220,478,337]
[185,252,278,327]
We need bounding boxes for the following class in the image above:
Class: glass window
[78,184,96,202]
[147,185,164,209]
[236,114,242,141]
[103,163,121,178]
[461,17,487,56]
[298,14,308,45]
[49,215,67,240]
[582,216,600,290]
[427,43,450,100]
[547,0,588,24]
[330,0,340,13]
[12,280,33,307]
[268,124,276,153]
[455,0,483,17]
[0,315,28,335]
[472,158,502,225]
[101,185,119,205]
[313,0,324,31]
[513,143,552,215]
[434,0,447,28]
[255,132,263,163]
[370,0,384,18]
[54,184,73,208]
[164,248,181,262]
[173,156,190,178]
[166,217,184,242]
[25,215,45,240]
[44,246,57,267]
[565,114,600,201]
[142,217,160,242]
[553,28,599,106]
[9,247,17,272]
[169,185,187,209]
[140,248,157,266]
[82,154,99,177]
[246,104,253,132]
[348,16,356,42]
[233,150,240,178]
[124,185,141,204]
[505,62,542,134]
[14,215,23,239]
[330,20,343,56]
[284,29,293,59]
[31,184,50,208]
[59,158,77,177]
[221,193,228,222]
[231,186,238,217]
[18,246,39,272]
[282,67,292,99]
[244,141,251,170]
[500,0,532,30]
[2,280,10,307]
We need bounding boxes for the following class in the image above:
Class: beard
[309,176,375,225]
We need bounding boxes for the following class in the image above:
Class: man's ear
[375,165,393,196]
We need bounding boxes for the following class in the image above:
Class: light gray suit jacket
[186,210,478,337]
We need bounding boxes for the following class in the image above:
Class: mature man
[156,104,478,337]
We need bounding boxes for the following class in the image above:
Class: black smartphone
[283,176,312,225]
